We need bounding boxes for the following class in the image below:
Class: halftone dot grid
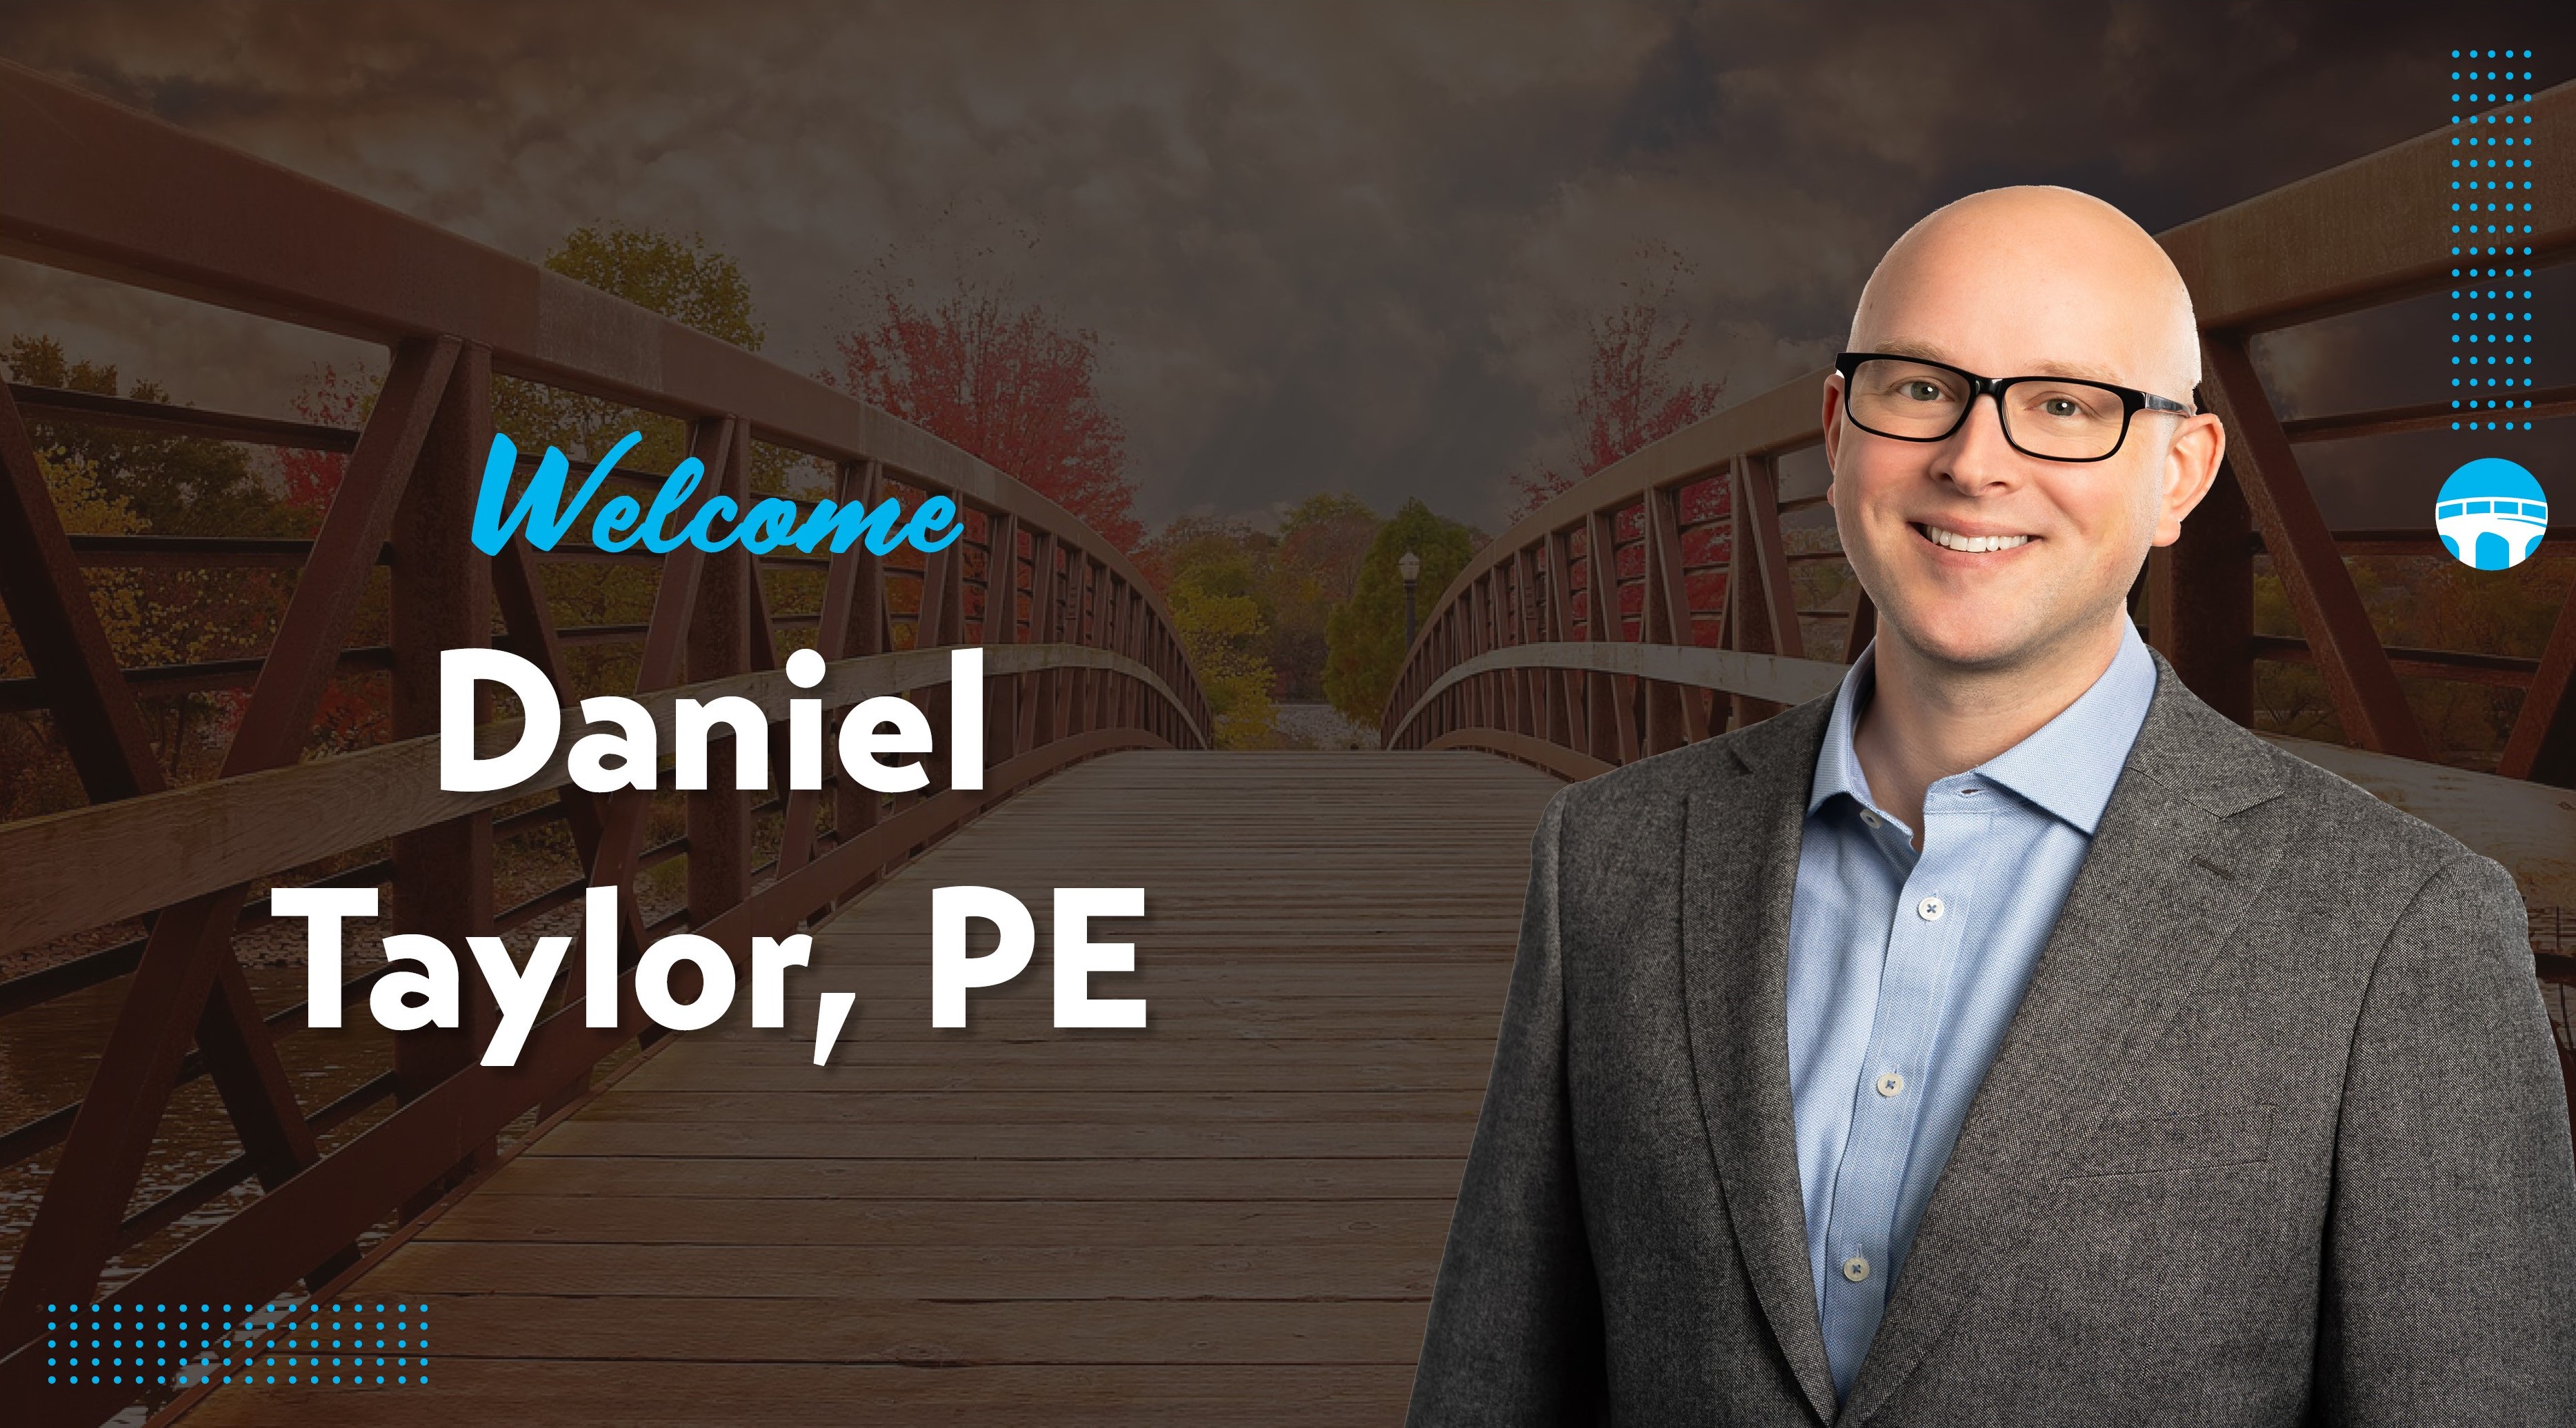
[43,1301,429,1388]
[2446,48,2541,432]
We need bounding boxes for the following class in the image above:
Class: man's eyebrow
[1871,339,1955,363]
[1866,341,2133,386]
[2024,357,2128,383]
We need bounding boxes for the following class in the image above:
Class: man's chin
[1877,615,2064,675]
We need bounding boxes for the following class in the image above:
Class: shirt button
[1841,1255,1871,1283]
[1859,809,1881,829]
[1917,894,1945,922]
[1875,1071,1904,1098]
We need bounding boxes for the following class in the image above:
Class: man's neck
[1850,614,2128,849]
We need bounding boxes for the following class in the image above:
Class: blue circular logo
[2435,457,2548,570]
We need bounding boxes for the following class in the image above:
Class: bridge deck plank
[182,750,1559,1425]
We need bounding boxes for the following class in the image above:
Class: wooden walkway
[183,750,1560,1425]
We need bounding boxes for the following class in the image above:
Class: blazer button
[1841,1255,1871,1283]
[1916,894,1945,922]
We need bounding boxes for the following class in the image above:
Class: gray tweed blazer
[1407,653,2576,1426]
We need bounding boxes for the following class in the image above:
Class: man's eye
[2041,397,2081,418]
[1901,381,1945,402]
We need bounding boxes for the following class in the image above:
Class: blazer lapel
[1679,697,1841,1422]
[1837,658,2295,1424]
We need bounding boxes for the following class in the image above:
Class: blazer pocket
[2059,1104,2275,1180]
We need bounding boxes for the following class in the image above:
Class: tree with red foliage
[1507,257,1728,523]
[833,279,1143,550]
[281,362,375,527]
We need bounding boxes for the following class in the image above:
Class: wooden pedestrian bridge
[1,61,2572,1427]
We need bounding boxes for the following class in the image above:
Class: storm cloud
[1,0,2567,528]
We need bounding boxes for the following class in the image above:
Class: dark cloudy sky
[1,1,2570,530]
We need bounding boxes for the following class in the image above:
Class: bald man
[1407,188,2576,1426]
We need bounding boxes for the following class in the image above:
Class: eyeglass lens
[1846,357,2128,460]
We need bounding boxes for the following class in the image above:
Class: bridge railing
[1380,82,2576,1120]
[0,59,1206,1420]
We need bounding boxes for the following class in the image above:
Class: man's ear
[1821,374,1846,505]
[2149,410,2226,547]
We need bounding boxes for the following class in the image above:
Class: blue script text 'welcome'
[470,431,966,558]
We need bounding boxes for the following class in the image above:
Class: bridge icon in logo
[2435,458,2548,570]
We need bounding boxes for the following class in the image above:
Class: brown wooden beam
[388,342,499,1212]
[6,379,359,452]
[1645,483,1708,745]
[686,417,755,927]
[1543,528,1582,752]
[2500,585,2576,787]
[0,377,169,801]
[2280,382,2576,444]
[1584,508,1636,764]
[2200,334,2428,759]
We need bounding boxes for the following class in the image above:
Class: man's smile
[1910,521,2035,554]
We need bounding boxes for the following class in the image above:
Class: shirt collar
[1808,617,2157,836]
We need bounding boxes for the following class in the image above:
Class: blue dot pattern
[42,1301,429,1389]
[2444,49,2542,434]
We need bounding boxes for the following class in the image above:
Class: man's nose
[1938,392,2021,493]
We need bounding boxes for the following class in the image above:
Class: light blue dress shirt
[1786,618,2157,1399]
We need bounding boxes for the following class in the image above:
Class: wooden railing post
[1584,509,1634,763]
[1069,556,1099,734]
[1467,574,1492,734]
[985,512,1022,763]
[1644,483,1707,747]
[834,462,892,896]
[686,417,756,926]
[1099,576,1130,732]
[1024,530,1061,752]
[1121,583,1148,732]
[1544,528,1584,752]
[389,341,499,1209]
[1726,453,1804,726]
[910,502,967,843]
[1510,548,1540,735]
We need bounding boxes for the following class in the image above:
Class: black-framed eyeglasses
[1833,351,2193,463]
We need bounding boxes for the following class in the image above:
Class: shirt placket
[1817,790,1988,1385]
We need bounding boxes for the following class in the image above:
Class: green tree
[1268,493,1377,699]
[498,221,768,467]
[548,223,766,350]
[1135,494,1375,713]
[1138,516,1280,747]
[1323,498,1481,730]
[1170,572,1277,750]
[3,336,291,536]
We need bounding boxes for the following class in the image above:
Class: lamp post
[1398,550,1421,647]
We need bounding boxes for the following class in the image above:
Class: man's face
[1824,197,2223,674]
